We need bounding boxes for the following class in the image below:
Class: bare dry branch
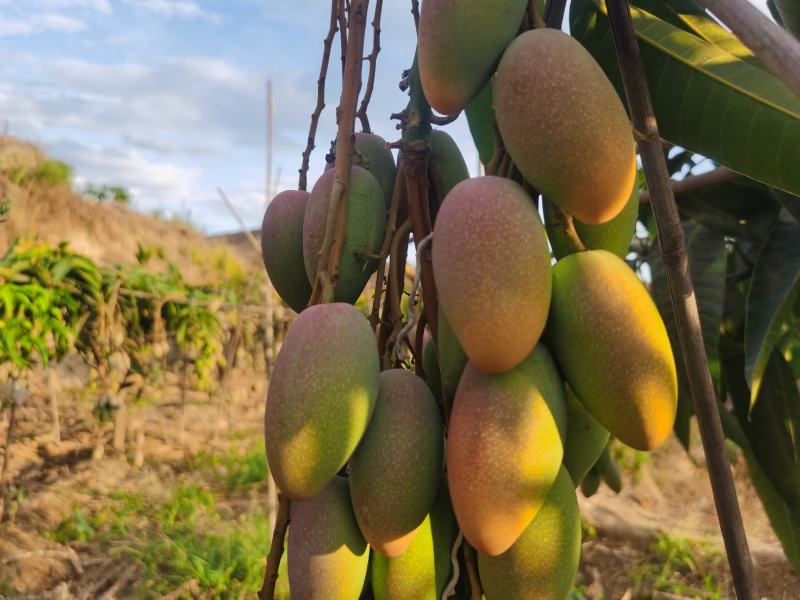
[298,0,339,191]
[356,0,383,133]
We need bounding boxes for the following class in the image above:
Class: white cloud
[0,13,86,36]
[122,0,222,23]
[40,0,113,13]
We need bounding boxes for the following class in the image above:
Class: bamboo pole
[606,2,759,597]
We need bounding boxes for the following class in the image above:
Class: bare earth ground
[0,364,797,600]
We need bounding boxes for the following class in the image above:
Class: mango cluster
[259,6,678,599]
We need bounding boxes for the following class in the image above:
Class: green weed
[190,442,269,492]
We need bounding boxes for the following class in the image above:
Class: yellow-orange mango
[548,250,677,450]
[447,345,566,556]
[495,29,636,224]
[433,176,551,373]
[478,466,581,600]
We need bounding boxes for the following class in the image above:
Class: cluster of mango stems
[259,1,679,599]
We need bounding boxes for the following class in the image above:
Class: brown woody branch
[639,166,737,203]
[381,219,413,368]
[606,1,759,599]
[411,0,420,31]
[309,0,371,306]
[356,0,383,133]
[338,0,348,75]
[546,200,587,253]
[298,0,339,192]
[370,161,408,331]
[261,2,370,598]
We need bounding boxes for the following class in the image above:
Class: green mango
[429,129,469,224]
[419,0,528,114]
[421,336,442,399]
[544,181,639,259]
[328,132,397,208]
[371,482,458,600]
[265,303,379,499]
[438,310,467,403]
[349,369,444,556]
[303,166,387,304]
[261,190,312,313]
[479,467,581,600]
[288,477,369,600]
[563,385,610,486]
[465,81,495,166]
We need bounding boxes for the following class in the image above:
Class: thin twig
[356,0,383,133]
[397,232,432,357]
[462,542,482,600]
[309,0,371,305]
[338,0,348,75]
[695,0,800,98]
[639,166,738,203]
[382,219,413,368]
[298,0,339,191]
[547,200,587,253]
[606,2,759,598]
[370,161,408,331]
[258,492,291,600]
[411,0,420,31]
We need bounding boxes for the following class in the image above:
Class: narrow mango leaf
[649,223,727,449]
[745,212,800,406]
[632,0,763,67]
[464,81,495,166]
[720,407,800,571]
[772,0,800,39]
[772,189,800,225]
[570,0,800,196]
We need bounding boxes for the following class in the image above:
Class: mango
[544,180,639,259]
[421,337,442,399]
[495,29,636,224]
[465,81,495,166]
[261,190,312,313]
[349,369,444,556]
[548,250,677,450]
[288,477,369,600]
[433,176,551,373]
[596,443,623,494]
[437,310,467,403]
[328,133,396,208]
[304,166,386,304]
[478,466,581,600]
[371,482,458,600]
[419,0,528,114]
[563,386,610,486]
[265,303,379,499]
[447,345,567,556]
[428,129,469,224]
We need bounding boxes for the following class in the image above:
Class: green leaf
[649,223,727,448]
[745,212,800,406]
[773,0,800,40]
[570,0,800,196]
[464,81,495,166]
[632,0,763,68]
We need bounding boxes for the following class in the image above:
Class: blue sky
[0,0,478,234]
[0,0,770,234]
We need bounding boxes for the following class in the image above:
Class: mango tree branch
[607,2,759,598]
[639,166,737,203]
[545,200,587,253]
[309,0,371,306]
[338,0,348,75]
[356,0,383,133]
[298,0,339,192]
[370,160,408,331]
[381,219,414,368]
[411,0,420,31]
[696,0,800,98]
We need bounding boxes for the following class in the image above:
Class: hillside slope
[0,135,261,281]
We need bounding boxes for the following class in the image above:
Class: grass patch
[631,533,724,599]
[189,442,269,492]
[49,484,283,599]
